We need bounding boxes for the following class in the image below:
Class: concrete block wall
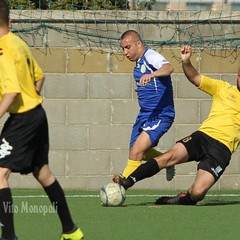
[5,47,240,191]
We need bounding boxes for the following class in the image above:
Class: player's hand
[140,74,152,86]
[181,45,192,63]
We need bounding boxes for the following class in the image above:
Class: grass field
[8,189,240,240]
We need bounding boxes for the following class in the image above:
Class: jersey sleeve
[32,57,44,82]
[145,49,170,70]
[0,54,20,94]
[198,75,224,96]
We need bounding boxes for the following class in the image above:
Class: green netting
[7,0,240,57]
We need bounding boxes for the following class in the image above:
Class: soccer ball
[100,182,126,207]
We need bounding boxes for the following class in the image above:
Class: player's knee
[0,168,11,179]
[129,149,144,161]
[156,150,175,168]
[190,187,206,201]
[0,168,11,187]
[33,165,55,187]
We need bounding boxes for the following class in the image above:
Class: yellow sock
[143,148,163,161]
[122,159,141,178]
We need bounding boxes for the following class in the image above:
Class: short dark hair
[0,0,9,25]
[120,30,142,42]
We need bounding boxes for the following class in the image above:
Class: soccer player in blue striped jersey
[116,30,175,181]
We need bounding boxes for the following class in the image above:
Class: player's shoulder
[201,75,231,91]
[145,48,160,57]
[144,48,166,61]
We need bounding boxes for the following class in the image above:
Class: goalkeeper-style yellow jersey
[0,32,44,113]
[198,75,240,153]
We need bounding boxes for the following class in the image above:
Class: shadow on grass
[124,201,156,207]
[199,200,240,206]
[123,200,240,207]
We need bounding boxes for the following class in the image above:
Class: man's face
[120,35,141,62]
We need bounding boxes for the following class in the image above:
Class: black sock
[179,192,197,205]
[0,188,16,240]
[44,180,75,233]
[126,158,160,187]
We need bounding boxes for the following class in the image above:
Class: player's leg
[0,167,17,240]
[155,132,231,205]
[142,116,175,181]
[33,165,84,239]
[122,115,174,180]
[156,169,215,205]
[122,131,152,178]
[113,142,188,189]
[143,148,175,181]
[188,169,215,202]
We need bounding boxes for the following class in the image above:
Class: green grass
[8,189,240,239]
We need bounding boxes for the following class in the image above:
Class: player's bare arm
[181,45,201,87]
[35,76,45,93]
[140,63,174,85]
[0,93,18,118]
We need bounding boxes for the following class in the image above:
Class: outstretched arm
[181,45,201,87]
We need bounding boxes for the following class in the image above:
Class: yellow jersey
[198,75,240,153]
[0,32,44,113]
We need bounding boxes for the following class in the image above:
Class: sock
[44,180,75,233]
[143,148,163,161]
[179,192,197,205]
[122,159,141,178]
[126,158,160,187]
[0,188,16,240]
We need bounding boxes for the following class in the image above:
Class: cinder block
[32,48,66,73]
[174,99,200,124]
[89,125,132,150]
[111,53,135,73]
[44,73,88,99]
[176,75,210,99]
[111,100,139,124]
[50,125,88,150]
[110,150,129,175]
[220,175,240,190]
[67,100,110,124]
[176,162,198,175]
[66,50,108,73]
[87,176,113,190]
[49,150,67,176]
[43,100,66,124]
[157,126,176,150]
[57,176,88,189]
[89,73,132,99]
[67,150,110,175]
[174,175,197,190]
[200,50,240,73]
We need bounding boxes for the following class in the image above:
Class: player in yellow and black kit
[0,1,83,239]
[113,45,240,205]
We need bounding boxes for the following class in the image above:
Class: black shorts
[177,131,231,181]
[0,105,49,174]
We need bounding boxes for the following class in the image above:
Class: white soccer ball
[100,182,126,207]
